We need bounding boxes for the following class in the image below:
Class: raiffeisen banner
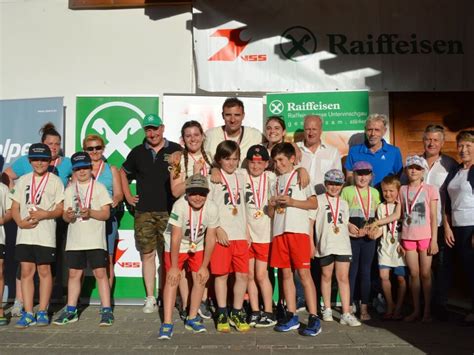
[193,0,473,92]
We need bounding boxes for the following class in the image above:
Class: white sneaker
[143,296,157,314]
[321,307,333,322]
[10,299,23,317]
[340,312,362,327]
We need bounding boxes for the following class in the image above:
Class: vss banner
[0,97,64,170]
[76,96,159,302]
[266,91,369,157]
[193,0,473,92]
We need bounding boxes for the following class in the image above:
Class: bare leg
[233,272,248,310]
[37,264,52,311]
[163,273,179,324]
[189,272,206,319]
[419,250,433,321]
[394,276,407,317]
[93,267,111,308]
[282,268,296,313]
[321,263,334,309]
[66,269,83,307]
[141,251,157,297]
[247,258,259,312]
[380,268,394,315]
[335,261,351,315]
[20,262,35,313]
[297,268,317,315]
[215,274,228,308]
[255,259,273,314]
[405,250,421,321]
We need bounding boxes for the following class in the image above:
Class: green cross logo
[280,26,317,61]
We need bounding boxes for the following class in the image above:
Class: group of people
[0,98,472,340]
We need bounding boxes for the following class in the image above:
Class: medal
[276,206,285,214]
[405,184,423,226]
[249,172,267,220]
[407,216,412,225]
[75,179,95,222]
[326,193,341,235]
[333,226,340,234]
[232,207,238,215]
[220,170,240,215]
[254,209,264,219]
[275,170,297,214]
[189,205,204,252]
[355,186,371,227]
[189,242,197,252]
[385,203,398,244]
[29,172,50,207]
[390,237,396,244]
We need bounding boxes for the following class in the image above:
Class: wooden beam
[69,0,190,10]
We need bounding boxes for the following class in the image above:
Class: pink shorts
[401,238,431,252]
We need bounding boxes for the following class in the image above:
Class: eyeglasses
[85,146,103,152]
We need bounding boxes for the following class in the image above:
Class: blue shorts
[106,215,118,256]
[379,264,406,277]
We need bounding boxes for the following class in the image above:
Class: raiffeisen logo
[208,27,267,62]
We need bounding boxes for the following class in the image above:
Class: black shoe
[255,312,277,328]
[276,302,287,322]
[248,311,260,327]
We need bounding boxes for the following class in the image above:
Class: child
[315,169,361,327]
[53,152,113,326]
[10,143,64,328]
[0,180,12,326]
[341,161,381,321]
[244,145,277,328]
[268,142,320,336]
[159,174,218,339]
[371,175,406,320]
[397,156,438,322]
[208,140,250,333]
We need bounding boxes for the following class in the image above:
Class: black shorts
[0,244,5,260]
[319,254,352,267]
[66,249,108,270]
[15,244,56,264]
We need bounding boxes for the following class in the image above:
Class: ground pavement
[0,305,472,354]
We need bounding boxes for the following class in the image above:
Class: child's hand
[193,158,206,175]
[80,208,91,220]
[269,197,277,207]
[358,226,368,237]
[216,227,230,246]
[348,223,359,237]
[397,245,406,257]
[210,168,222,184]
[168,151,182,166]
[20,216,38,229]
[296,167,310,189]
[444,227,455,248]
[166,266,181,287]
[65,207,76,221]
[428,241,439,256]
[196,266,209,286]
[277,195,292,207]
[29,208,48,221]
[126,194,139,207]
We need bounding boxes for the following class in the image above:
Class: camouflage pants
[134,211,169,255]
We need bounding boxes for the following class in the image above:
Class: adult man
[345,114,403,188]
[204,97,263,163]
[120,114,181,313]
[296,115,342,195]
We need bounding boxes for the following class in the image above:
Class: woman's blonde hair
[82,134,105,150]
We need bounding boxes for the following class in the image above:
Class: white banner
[193,0,473,92]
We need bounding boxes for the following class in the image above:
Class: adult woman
[443,130,474,325]
[83,134,124,288]
[264,116,287,152]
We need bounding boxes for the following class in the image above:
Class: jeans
[349,237,376,305]
[453,225,474,312]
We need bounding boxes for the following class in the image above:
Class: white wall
[0,0,194,155]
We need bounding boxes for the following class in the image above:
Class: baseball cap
[246,144,270,161]
[324,169,345,184]
[353,161,373,172]
[185,174,209,195]
[71,152,92,170]
[28,143,51,159]
[142,113,163,128]
[406,155,428,170]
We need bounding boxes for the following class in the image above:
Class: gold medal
[333,226,340,234]
[189,242,197,252]
[390,237,395,244]
[232,207,238,215]
[276,206,285,214]
[254,209,264,219]
[407,216,412,225]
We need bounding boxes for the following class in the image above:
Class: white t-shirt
[270,170,315,237]
[64,180,112,251]
[0,183,12,245]
[296,141,342,195]
[376,202,406,267]
[204,126,263,165]
[447,169,474,227]
[179,150,212,179]
[314,194,351,257]
[164,197,219,254]
[208,169,247,240]
[11,172,64,248]
[244,171,276,244]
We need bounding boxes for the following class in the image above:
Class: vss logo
[208,27,267,62]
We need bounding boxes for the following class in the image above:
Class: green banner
[266,91,369,133]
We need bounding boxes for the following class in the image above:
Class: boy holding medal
[54,152,113,326]
[11,143,64,328]
[268,143,320,336]
[315,169,361,327]
[159,174,218,339]
[244,145,277,328]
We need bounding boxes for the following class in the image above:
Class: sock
[231,308,241,315]
[309,313,318,320]
[217,307,227,315]
[66,305,77,313]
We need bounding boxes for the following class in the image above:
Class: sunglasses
[85,146,103,152]
[354,170,372,176]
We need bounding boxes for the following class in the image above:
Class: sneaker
[158,323,174,340]
[15,312,36,328]
[10,299,23,317]
[36,310,49,326]
[198,301,212,319]
[229,310,250,332]
[351,302,358,314]
[274,314,300,332]
[0,316,8,326]
[53,309,79,325]
[99,309,114,327]
[248,311,261,327]
[322,307,334,322]
[300,315,322,336]
[185,316,207,333]
[179,309,188,321]
[255,312,277,328]
[143,296,157,314]
[216,313,231,333]
[340,312,362,327]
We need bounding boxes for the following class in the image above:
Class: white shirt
[447,169,474,227]
[0,183,12,245]
[376,202,406,267]
[296,141,342,195]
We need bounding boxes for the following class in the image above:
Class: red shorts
[249,242,270,262]
[164,251,204,273]
[270,233,311,270]
[210,240,249,275]
[401,238,431,252]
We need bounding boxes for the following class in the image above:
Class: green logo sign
[280,26,317,61]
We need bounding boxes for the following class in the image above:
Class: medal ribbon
[405,183,423,218]
[325,193,340,230]
[189,153,208,176]
[189,205,204,243]
[220,170,239,208]
[276,170,297,197]
[30,173,50,206]
[92,160,104,180]
[355,186,371,221]
[249,172,267,210]
[51,157,60,168]
[75,179,95,209]
[385,203,397,237]
[222,126,244,145]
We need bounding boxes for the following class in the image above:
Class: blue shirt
[345,139,403,187]
[96,162,113,197]
[11,155,72,187]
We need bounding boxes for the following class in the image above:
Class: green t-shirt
[341,185,381,229]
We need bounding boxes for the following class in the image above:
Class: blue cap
[28,143,51,159]
[71,152,92,170]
